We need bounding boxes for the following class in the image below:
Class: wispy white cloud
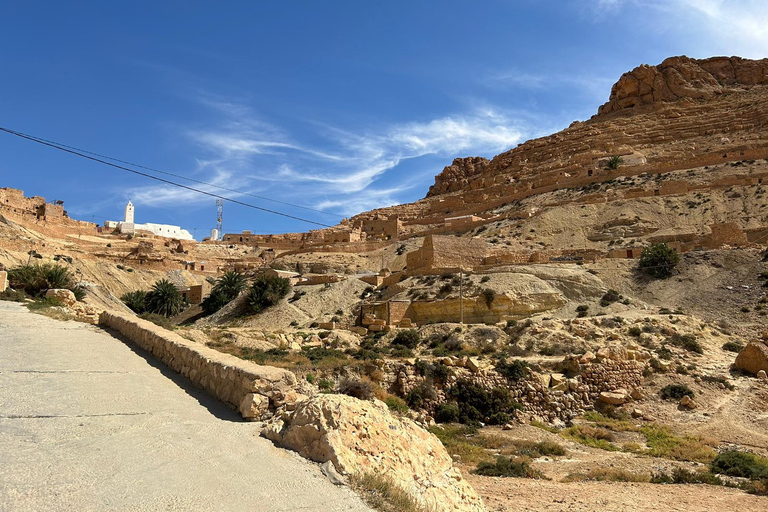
[589,0,768,57]
[168,102,528,216]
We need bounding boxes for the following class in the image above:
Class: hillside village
[3,56,768,511]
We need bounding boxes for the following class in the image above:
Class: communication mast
[216,199,223,237]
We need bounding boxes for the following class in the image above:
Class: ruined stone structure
[406,235,488,272]
[0,187,95,231]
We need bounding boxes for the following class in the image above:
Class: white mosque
[104,201,195,241]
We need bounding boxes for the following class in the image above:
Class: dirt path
[0,302,371,512]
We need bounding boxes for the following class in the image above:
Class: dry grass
[563,468,651,483]
[640,425,716,463]
[350,473,435,512]
[562,425,620,451]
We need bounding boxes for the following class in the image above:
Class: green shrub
[628,326,642,336]
[600,289,620,307]
[473,456,545,479]
[435,402,461,423]
[446,380,521,425]
[495,357,528,381]
[318,379,333,391]
[144,279,184,317]
[638,243,680,278]
[669,333,703,354]
[481,288,496,308]
[606,155,624,170]
[406,381,437,409]
[651,468,723,485]
[7,263,80,298]
[414,359,450,381]
[722,341,744,353]
[121,290,148,314]
[202,270,248,315]
[392,329,420,349]
[711,451,768,479]
[384,395,409,414]
[305,373,315,384]
[660,384,694,400]
[247,274,290,314]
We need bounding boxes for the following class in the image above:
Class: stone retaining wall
[99,311,300,420]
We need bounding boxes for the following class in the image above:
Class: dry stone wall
[383,352,645,424]
[99,311,300,420]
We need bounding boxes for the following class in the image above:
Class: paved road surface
[0,302,371,512]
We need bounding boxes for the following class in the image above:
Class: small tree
[145,279,184,317]
[481,288,496,308]
[202,270,248,315]
[607,155,624,170]
[121,290,148,314]
[247,275,291,314]
[638,243,680,278]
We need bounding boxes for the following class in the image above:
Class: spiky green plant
[121,290,148,314]
[607,155,624,170]
[7,263,77,297]
[145,279,184,317]
[202,270,248,315]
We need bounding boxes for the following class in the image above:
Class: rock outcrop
[427,157,491,197]
[735,340,768,375]
[263,394,487,512]
[597,56,768,115]
[45,288,100,323]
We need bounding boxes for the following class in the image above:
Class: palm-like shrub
[607,155,624,170]
[202,271,248,315]
[639,242,680,278]
[247,275,290,314]
[121,290,148,314]
[7,263,80,298]
[145,279,184,317]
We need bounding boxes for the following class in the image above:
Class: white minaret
[124,200,135,224]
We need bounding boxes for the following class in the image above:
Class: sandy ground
[0,302,370,512]
[467,476,767,512]
[461,425,767,512]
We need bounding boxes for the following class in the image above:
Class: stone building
[105,201,194,241]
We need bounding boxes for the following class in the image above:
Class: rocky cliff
[597,56,768,115]
[420,55,768,199]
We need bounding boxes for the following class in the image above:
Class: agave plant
[145,279,184,317]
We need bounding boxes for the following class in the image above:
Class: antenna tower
[216,199,223,235]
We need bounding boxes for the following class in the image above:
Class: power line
[0,126,335,228]
[0,127,344,218]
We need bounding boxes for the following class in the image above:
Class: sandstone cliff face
[427,157,491,198]
[597,56,768,115]
[419,55,768,202]
[263,394,487,512]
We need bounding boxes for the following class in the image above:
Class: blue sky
[1,1,767,238]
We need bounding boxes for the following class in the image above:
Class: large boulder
[263,394,486,512]
[45,288,77,306]
[735,341,768,375]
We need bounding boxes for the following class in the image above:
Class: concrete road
[0,302,371,512]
